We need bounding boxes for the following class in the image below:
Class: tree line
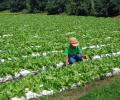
[0,0,120,17]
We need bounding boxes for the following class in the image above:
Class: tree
[65,0,90,16]
[35,0,48,12]
[26,0,34,13]
[46,0,66,14]
[89,0,96,16]
[0,0,9,11]
[0,0,120,16]
[94,0,120,17]
[10,0,25,12]
[107,0,120,16]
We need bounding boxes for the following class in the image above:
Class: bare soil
[112,15,120,18]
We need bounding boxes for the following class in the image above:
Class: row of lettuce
[0,56,120,99]
[0,36,120,76]
[0,15,120,58]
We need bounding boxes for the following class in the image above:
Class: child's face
[70,43,77,48]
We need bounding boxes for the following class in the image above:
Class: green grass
[80,76,120,100]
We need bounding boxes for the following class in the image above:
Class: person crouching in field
[65,37,83,65]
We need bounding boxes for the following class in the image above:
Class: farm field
[0,14,120,100]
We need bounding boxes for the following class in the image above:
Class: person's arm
[78,46,84,60]
[65,48,69,65]
[65,55,69,65]
[78,46,82,54]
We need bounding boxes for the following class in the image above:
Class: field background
[0,14,120,99]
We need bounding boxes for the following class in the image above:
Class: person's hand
[66,60,69,65]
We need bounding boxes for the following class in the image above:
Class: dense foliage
[0,14,120,99]
[0,0,120,16]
